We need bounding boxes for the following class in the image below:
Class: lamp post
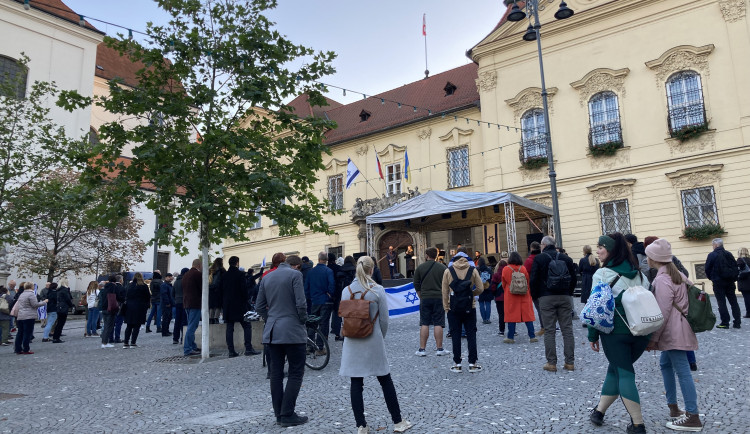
[507,0,573,248]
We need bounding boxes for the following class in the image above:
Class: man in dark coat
[305,252,335,349]
[530,236,578,372]
[705,238,741,329]
[171,268,189,345]
[222,256,260,357]
[160,274,174,337]
[182,260,202,356]
[146,271,163,333]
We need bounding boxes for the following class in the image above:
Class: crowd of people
[0,233,748,433]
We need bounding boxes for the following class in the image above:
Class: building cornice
[2,2,104,45]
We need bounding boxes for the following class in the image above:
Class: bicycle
[304,315,330,370]
[257,314,330,370]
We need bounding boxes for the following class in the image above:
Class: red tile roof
[13,0,103,34]
[286,93,343,119]
[321,63,480,145]
[95,43,144,89]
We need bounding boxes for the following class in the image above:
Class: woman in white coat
[339,256,413,434]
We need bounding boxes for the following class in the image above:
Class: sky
[62,0,505,105]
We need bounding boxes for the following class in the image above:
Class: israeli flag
[384,282,420,318]
[346,158,360,189]
[261,256,266,268]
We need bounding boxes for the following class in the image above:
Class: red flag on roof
[376,153,384,180]
[422,14,426,36]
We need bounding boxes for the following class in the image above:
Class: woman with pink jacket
[645,239,702,432]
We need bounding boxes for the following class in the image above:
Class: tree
[12,171,146,282]
[0,55,87,245]
[64,0,337,358]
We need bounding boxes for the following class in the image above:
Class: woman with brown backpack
[338,256,412,434]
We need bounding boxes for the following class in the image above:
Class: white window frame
[250,206,262,230]
[588,91,622,146]
[599,199,631,235]
[680,186,718,227]
[447,146,470,188]
[328,174,343,210]
[666,71,706,132]
[271,198,285,226]
[386,163,402,196]
[520,108,548,160]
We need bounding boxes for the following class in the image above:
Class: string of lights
[314,140,524,193]
[20,0,531,135]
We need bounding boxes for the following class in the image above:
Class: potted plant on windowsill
[519,156,548,171]
[681,223,726,241]
[588,140,624,158]
[670,121,709,142]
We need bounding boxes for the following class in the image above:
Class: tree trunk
[200,225,210,361]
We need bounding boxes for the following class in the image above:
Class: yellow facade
[225,0,750,287]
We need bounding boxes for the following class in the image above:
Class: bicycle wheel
[305,328,330,370]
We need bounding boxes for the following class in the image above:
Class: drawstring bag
[617,274,664,336]
[579,277,617,334]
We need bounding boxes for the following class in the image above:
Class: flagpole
[423,13,429,79]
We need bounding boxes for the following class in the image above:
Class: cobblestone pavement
[1,299,748,434]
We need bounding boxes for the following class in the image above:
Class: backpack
[544,252,571,293]
[716,250,738,282]
[0,297,8,315]
[672,284,716,333]
[106,292,120,314]
[616,274,664,336]
[509,267,528,295]
[448,266,475,313]
[579,276,619,333]
[338,286,379,338]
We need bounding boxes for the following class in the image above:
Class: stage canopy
[365,190,552,224]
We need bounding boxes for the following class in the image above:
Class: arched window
[588,91,622,146]
[666,71,705,134]
[0,55,28,99]
[520,108,547,160]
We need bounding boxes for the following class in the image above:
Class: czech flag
[376,153,384,180]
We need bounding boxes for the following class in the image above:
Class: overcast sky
[62,0,504,104]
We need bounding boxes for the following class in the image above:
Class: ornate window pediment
[505,87,557,121]
[665,164,723,189]
[645,45,715,84]
[570,68,630,107]
[324,158,349,171]
[587,178,636,202]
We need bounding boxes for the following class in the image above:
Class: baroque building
[225,0,749,286]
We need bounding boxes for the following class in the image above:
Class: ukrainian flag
[404,150,411,184]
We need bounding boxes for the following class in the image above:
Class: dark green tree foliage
[68,0,337,254]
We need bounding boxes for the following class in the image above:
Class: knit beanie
[645,238,673,263]
[597,235,615,252]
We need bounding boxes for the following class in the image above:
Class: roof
[286,93,343,119]
[323,63,479,145]
[95,43,144,89]
[366,190,552,224]
[12,0,103,34]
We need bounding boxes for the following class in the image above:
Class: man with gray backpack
[441,248,484,373]
[530,236,578,372]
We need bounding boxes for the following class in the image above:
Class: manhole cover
[0,393,26,401]
[154,354,223,364]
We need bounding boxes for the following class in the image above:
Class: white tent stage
[365,190,553,257]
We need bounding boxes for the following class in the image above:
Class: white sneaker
[468,363,483,373]
[393,420,413,432]
[357,426,369,434]
[435,348,451,356]
[414,349,426,357]
[450,364,462,373]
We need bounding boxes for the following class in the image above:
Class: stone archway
[377,230,414,279]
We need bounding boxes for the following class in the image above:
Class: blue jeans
[479,301,492,321]
[43,311,58,339]
[507,321,535,340]
[109,314,124,341]
[184,308,200,355]
[660,350,698,413]
[146,302,161,329]
[86,307,99,335]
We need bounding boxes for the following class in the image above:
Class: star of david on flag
[384,282,420,318]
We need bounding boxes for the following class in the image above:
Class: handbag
[616,273,664,336]
[579,276,618,334]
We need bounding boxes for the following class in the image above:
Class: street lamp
[507,0,573,248]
